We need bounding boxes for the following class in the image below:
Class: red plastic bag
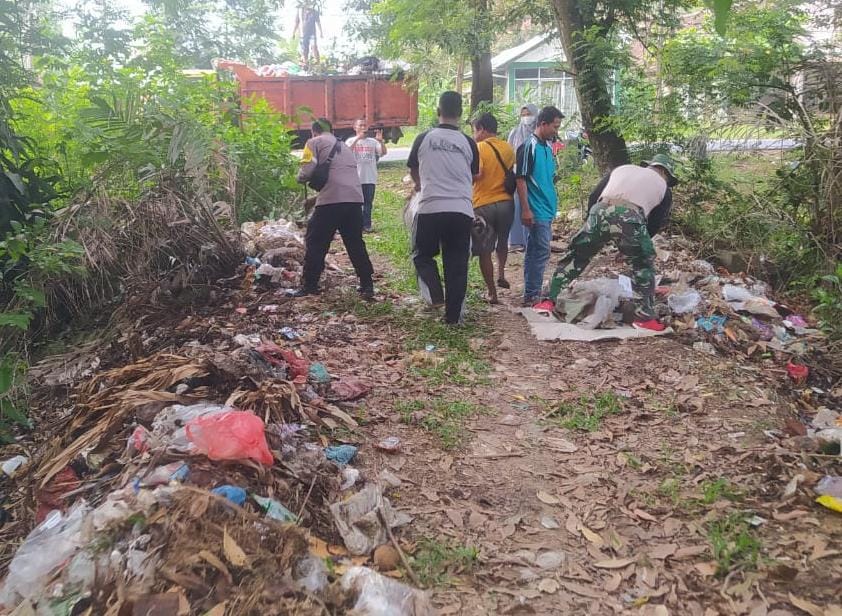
[281,350,310,379]
[186,411,274,465]
[786,361,809,385]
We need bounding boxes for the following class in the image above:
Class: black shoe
[289,287,319,298]
[357,284,375,300]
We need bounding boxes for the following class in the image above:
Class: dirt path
[352,175,842,615]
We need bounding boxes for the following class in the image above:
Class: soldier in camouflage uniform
[546,155,678,329]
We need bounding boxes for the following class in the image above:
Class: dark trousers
[412,212,472,324]
[303,203,374,290]
[361,183,376,230]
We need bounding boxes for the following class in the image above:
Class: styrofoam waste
[294,556,329,593]
[2,455,28,477]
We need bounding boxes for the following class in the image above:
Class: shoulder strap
[486,141,510,175]
[324,138,342,164]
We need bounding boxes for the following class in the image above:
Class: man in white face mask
[507,104,539,251]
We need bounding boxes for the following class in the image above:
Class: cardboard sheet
[517,308,673,342]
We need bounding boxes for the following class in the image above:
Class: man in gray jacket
[293,118,375,298]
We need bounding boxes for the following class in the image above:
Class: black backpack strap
[486,141,510,174]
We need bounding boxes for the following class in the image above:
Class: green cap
[642,153,678,186]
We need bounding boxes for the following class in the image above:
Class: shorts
[471,200,515,256]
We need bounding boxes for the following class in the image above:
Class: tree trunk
[470,51,493,111]
[550,0,629,172]
[455,57,465,96]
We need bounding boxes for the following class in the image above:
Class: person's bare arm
[410,168,421,192]
[375,130,387,156]
[517,178,533,227]
[316,14,323,37]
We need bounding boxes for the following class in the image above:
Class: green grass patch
[707,512,761,576]
[699,478,743,505]
[395,396,484,449]
[546,391,624,432]
[410,538,479,587]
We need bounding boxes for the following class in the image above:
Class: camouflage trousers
[548,200,656,319]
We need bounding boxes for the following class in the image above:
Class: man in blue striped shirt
[515,106,564,305]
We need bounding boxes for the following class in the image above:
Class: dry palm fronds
[35,352,209,487]
[47,181,242,320]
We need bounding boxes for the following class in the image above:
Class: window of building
[513,66,578,118]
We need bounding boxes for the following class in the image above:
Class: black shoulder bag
[308,139,342,191]
[487,141,517,195]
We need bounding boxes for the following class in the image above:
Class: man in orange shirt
[471,113,516,304]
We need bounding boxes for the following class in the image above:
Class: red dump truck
[218,61,418,143]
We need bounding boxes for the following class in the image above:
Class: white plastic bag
[151,403,228,452]
[340,566,433,616]
[667,290,702,314]
[0,502,91,606]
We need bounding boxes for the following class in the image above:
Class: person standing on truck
[294,118,375,299]
[293,1,322,69]
[470,112,515,304]
[346,119,387,233]
[407,91,479,325]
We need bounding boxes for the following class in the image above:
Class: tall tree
[349,0,497,111]
[547,0,687,171]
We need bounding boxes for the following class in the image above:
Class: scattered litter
[1,455,28,477]
[375,436,402,453]
[341,467,361,490]
[325,444,358,465]
[245,256,261,267]
[340,566,433,616]
[786,361,809,385]
[253,494,298,523]
[816,495,842,514]
[424,344,436,352]
[211,485,248,506]
[816,476,842,499]
[294,556,329,593]
[693,342,717,355]
[329,377,371,401]
[255,263,285,283]
[377,469,402,489]
[540,516,561,529]
[280,326,301,340]
[308,362,331,384]
[748,515,766,527]
[35,466,80,523]
[282,349,310,379]
[668,290,702,314]
[0,502,91,606]
[330,484,411,555]
[186,410,274,465]
[139,462,189,487]
[259,304,280,313]
[696,315,727,334]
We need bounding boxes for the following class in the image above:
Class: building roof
[491,34,557,70]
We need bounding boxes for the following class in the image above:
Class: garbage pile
[0,217,433,615]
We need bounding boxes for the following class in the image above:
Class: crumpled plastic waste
[137,462,189,488]
[151,403,229,452]
[212,485,247,506]
[554,277,633,329]
[696,315,727,333]
[127,425,153,455]
[280,326,301,340]
[340,566,433,616]
[0,502,91,606]
[816,495,842,514]
[1,455,28,477]
[328,377,371,402]
[241,219,304,254]
[816,476,842,499]
[253,494,298,522]
[750,317,774,341]
[329,484,412,555]
[668,290,702,315]
[722,284,780,318]
[294,556,329,593]
[341,467,361,490]
[282,349,310,380]
[186,410,274,465]
[375,437,401,453]
[256,263,285,284]
[786,361,809,385]
[35,466,80,523]
[325,444,358,465]
[308,362,331,384]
